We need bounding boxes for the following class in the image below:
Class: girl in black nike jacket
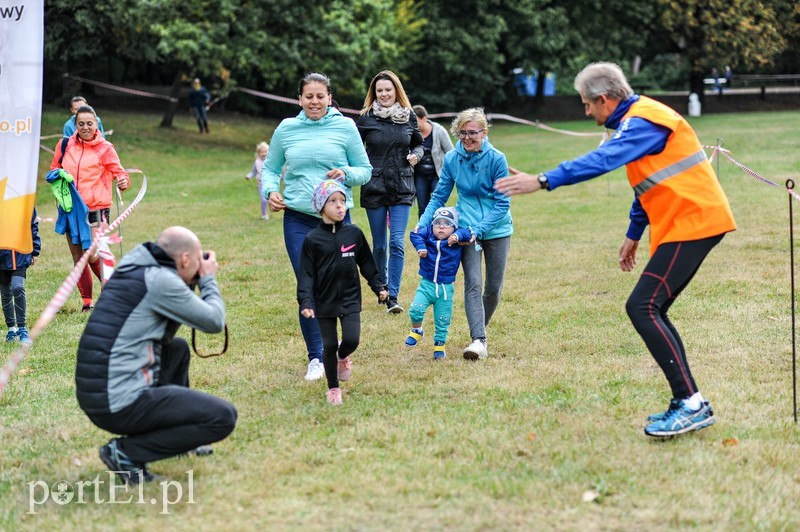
[298,180,388,405]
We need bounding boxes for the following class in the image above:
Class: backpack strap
[58,136,69,166]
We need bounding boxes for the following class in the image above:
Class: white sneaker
[304,359,324,381]
[463,339,488,360]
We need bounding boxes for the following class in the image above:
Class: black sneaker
[99,438,156,484]
[178,444,214,458]
[386,297,404,314]
[193,444,214,456]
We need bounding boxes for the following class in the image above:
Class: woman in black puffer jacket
[357,70,424,314]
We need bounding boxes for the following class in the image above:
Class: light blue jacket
[261,108,372,217]
[419,138,513,240]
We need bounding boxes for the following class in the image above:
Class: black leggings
[626,234,724,400]
[317,312,361,389]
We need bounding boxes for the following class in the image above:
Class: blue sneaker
[647,398,682,423]
[405,327,423,347]
[644,400,715,438]
[433,341,446,360]
[5,329,18,342]
[17,327,31,345]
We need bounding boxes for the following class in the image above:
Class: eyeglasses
[457,129,485,140]
[433,221,453,228]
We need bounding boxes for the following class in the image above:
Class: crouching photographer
[75,226,237,484]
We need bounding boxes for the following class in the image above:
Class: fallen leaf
[18,368,33,376]
[73,457,82,466]
[722,437,739,447]
[526,432,536,441]
[582,490,600,503]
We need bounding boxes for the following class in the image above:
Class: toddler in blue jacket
[406,207,472,359]
[1,209,41,345]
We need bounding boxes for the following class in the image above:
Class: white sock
[8,327,17,333]
[683,392,704,411]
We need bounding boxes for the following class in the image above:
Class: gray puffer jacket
[75,242,225,415]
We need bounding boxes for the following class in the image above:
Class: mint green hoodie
[261,108,372,217]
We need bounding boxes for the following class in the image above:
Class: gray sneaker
[99,439,156,484]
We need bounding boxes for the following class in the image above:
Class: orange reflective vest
[623,96,736,254]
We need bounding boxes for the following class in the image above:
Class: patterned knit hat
[432,207,458,227]
[311,179,347,214]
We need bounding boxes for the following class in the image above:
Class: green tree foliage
[404,0,507,110]
[248,0,425,106]
[42,0,800,119]
[657,0,788,96]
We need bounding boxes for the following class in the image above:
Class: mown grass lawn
[2,105,800,529]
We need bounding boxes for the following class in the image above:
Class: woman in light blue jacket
[418,107,512,361]
[262,72,372,381]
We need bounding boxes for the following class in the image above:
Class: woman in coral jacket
[51,105,130,311]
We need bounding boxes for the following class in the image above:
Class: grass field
[2,105,800,529]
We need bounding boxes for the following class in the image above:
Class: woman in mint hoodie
[262,72,372,381]
[417,107,513,361]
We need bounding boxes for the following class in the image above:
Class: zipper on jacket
[75,139,85,186]
[433,239,442,283]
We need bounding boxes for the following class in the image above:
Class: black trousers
[88,338,237,463]
[318,312,361,389]
[626,234,724,400]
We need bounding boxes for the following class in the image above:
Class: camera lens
[203,252,210,260]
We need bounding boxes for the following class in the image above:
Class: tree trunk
[535,72,546,106]
[160,70,184,128]
[689,69,705,105]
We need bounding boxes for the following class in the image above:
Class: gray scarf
[371,101,410,124]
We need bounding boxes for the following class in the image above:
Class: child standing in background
[298,180,388,405]
[1,209,41,345]
[406,207,471,359]
[245,142,270,220]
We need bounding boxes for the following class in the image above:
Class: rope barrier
[0,171,148,398]
[427,112,604,138]
[63,73,179,103]
[55,74,604,139]
[40,131,113,154]
[702,145,800,203]
[234,86,363,115]
[233,85,602,138]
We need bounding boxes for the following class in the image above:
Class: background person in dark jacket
[298,180,388,405]
[412,105,455,219]
[189,78,211,133]
[357,70,424,314]
[75,226,236,484]
[1,208,40,345]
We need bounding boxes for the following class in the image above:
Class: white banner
[0,1,43,252]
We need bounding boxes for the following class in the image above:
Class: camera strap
[191,324,229,358]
